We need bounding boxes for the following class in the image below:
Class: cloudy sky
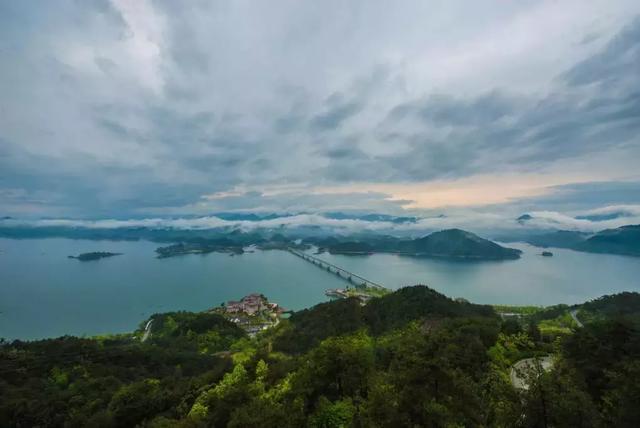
[1,0,639,219]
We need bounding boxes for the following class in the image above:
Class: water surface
[1,238,639,340]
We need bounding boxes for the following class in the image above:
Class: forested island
[155,242,244,258]
[67,252,122,261]
[2,286,639,427]
[326,228,522,260]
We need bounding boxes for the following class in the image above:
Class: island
[155,242,244,258]
[327,228,522,260]
[67,252,122,261]
[541,251,553,257]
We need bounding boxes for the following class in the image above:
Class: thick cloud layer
[1,1,639,217]
[4,204,639,237]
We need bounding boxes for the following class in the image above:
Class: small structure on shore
[214,293,283,336]
[225,293,269,315]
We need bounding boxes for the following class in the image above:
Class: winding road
[141,319,153,342]
[570,309,584,328]
[510,356,554,389]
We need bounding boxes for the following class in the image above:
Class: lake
[1,238,639,340]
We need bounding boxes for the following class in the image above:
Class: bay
[1,238,639,340]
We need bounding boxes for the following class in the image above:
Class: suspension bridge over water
[288,248,387,290]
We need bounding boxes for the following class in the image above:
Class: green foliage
[519,364,600,428]
[309,397,355,428]
[0,328,233,427]
[108,378,165,426]
[149,311,246,354]
[528,304,571,324]
[492,305,543,315]
[578,291,640,326]
[364,285,497,334]
[274,298,365,354]
[2,286,639,427]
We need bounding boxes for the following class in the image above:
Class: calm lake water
[1,238,639,340]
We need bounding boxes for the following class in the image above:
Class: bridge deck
[288,248,386,290]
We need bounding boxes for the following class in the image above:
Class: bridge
[288,248,387,290]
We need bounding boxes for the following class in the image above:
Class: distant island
[3,217,638,259]
[155,242,244,258]
[68,252,122,261]
[521,225,640,257]
[327,229,522,260]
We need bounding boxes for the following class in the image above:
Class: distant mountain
[520,225,640,257]
[575,213,625,221]
[516,214,533,224]
[395,229,522,260]
[329,229,521,260]
[322,212,419,223]
[212,212,292,221]
[524,230,590,248]
[575,225,640,256]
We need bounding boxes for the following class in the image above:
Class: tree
[108,379,166,427]
[309,397,355,428]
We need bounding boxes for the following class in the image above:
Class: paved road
[510,356,554,390]
[570,309,584,328]
[142,319,153,342]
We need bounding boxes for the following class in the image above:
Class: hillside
[2,286,639,427]
[519,225,640,257]
[575,225,640,256]
[577,292,640,325]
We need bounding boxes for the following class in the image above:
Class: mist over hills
[1,210,638,257]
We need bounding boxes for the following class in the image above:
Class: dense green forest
[2,286,639,427]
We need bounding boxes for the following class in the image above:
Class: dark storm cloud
[563,16,640,87]
[1,1,639,217]
[520,181,640,211]
[373,18,640,181]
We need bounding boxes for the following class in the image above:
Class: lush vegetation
[2,287,639,427]
[492,305,543,316]
[578,292,640,326]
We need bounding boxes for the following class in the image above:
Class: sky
[1,0,639,222]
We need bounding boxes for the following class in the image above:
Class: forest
[1,285,639,427]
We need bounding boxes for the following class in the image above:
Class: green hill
[576,225,640,256]
[2,286,639,427]
[395,229,522,259]
[327,229,522,260]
